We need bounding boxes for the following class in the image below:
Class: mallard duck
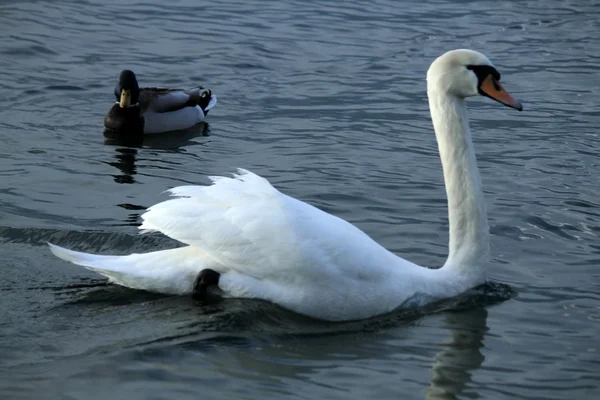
[104,70,217,138]
[52,50,522,322]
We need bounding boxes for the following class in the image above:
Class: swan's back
[141,170,406,281]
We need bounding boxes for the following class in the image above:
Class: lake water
[1,0,598,399]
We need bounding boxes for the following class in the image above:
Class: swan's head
[427,49,522,111]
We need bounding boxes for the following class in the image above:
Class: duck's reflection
[102,123,211,225]
[141,122,210,149]
[103,122,209,150]
[115,203,146,227]
[103,130,144,148]
[106,147,138,184]
[103,123,210,185]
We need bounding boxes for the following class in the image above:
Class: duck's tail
[201,89,217,115]
[48,243,208,295]
[189,87,217,115]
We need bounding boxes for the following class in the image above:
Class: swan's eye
[466,65,501,82]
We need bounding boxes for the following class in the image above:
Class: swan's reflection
[53,285,495,398]
[160,302,489,399]
[426,308,487,400]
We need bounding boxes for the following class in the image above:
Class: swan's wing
[139,169,394,281]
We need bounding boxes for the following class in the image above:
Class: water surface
[1,0,599,399]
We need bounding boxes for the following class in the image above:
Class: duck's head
[426,49,522,111]
[114,70,140,108]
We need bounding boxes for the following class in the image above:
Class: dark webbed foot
[193,269,220,300]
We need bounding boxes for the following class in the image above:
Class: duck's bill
[479,75,523,111]
[119,89,131,108]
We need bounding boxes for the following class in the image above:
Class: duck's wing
[138,170,395,282]
[140,87,216,114]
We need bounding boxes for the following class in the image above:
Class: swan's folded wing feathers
[139,170,393,282]
[166,170,278,203]
[139,172,320,278]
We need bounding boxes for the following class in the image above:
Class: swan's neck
[428,89,489,279]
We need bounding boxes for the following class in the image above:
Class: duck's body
[52,50,523,321]
[103,70,217,139]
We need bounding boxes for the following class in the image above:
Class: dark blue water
[1,0,599,399]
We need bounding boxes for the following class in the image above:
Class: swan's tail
[48,243,208,295]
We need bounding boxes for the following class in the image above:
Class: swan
[50,49,522,321]
[104,70,217,140]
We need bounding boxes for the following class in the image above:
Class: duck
[103,70,217,139]
[50,49,523,322]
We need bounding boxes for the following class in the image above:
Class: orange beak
[479,75,523,111]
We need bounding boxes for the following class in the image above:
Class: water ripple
[1,0,599,399]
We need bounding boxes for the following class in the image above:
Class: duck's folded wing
[140,87,213,113]
[140,88,190,113]
[138,169,384,281]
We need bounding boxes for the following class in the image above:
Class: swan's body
[104,70,217,141]
[51,50,522,321]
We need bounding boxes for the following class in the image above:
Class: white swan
[49,49,522,321]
